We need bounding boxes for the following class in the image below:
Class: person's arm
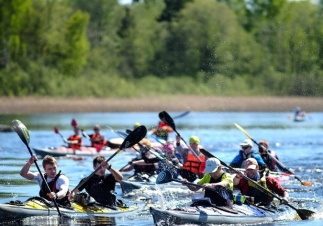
[20,155,37,180]
[49,175,69,200]
[108,165,123,182]
[181,178,201,191]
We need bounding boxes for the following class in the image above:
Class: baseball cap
[240,139,253,147]
[204,158,221,173]
[189,136,200,145]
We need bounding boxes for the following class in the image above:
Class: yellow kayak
[0,196,146,222]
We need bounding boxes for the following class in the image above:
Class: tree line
[1,0,323,97]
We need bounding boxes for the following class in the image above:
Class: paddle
[71,125,147,193]
[172,110,191,119]
[157,170,225,195]
[54,127,68,143]
[12,120,62,217]
[200,148,315,220]
[234,123,312,187]
[71,118,91,140]
[159,111,201,162]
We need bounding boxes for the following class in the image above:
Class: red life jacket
[39,171,70,207]
[182,153,206,176]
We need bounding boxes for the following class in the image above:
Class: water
[0,112,323,225]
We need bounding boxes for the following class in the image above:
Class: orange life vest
[182,153,206,175]
[91,134,107,152]
[68,135,82,150]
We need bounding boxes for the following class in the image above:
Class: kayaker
[20,155,70,207]
[69,155,123,207]
[143,143,182,178]
[233,158,289,206]
[258,139,289,173]
[229,139,266,170]
[176,135,207,182]
[120,145,158,180]
[181,157,233,207]
[66,126,82,150]
[150,121,174,141]
[88,124,107,152]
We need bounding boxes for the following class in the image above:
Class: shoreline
[0,96,322,114]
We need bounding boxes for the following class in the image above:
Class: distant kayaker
[258,139,289,173]
[20,155,70,207]
[150,121,174,141]
[66,126,82,150]
[69,155,123,207]
[233,158,289,206]
[88,124,107,152]
[181,157,233,207]
[176,135,207,182]
[120,144,158,179]
[229,139,266,170]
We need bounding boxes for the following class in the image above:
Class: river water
[0,112,323,225]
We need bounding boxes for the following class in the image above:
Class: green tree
[161,0,266,78]
[0,0,33,67]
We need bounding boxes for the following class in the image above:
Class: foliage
[1,0,323,97]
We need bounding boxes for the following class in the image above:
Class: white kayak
[32,146,114,158]
[150,201,295,225]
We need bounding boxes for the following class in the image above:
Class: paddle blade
[301,181,312,186]
[156,170,173,184]
[54,127,59,134]
[71,118,78,127]
[234,123,253,140]
[12,120,30,146]
[120,125,147,150]
[159,111,176,131]
[297,208,315,220]
[173,111,190,119]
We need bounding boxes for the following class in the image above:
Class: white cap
[240,139,253,147]
[204,158,221,173]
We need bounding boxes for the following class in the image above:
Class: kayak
[0,196,146,222]
[32,146,114,158]
[149,201,294,225]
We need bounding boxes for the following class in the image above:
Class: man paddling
[20,155,70,207]
[233,158,289,206]
[230,139,266,170]
[181,158,233,207]
[69,155,123,207]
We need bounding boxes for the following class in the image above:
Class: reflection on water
[3,215,117,226]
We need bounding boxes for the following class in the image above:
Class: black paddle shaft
[159,111,202,162]
[12,120,62,216]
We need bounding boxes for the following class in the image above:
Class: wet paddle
[54,127,69,143]
[173,110,191,119]
[71,125,147,193]
[159,111,201,162]
[157,170,227,197]
[200,148,315,220]
[234,123,312,187]
[12,120,62,217]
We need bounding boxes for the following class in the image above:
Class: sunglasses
[241,146,250,149]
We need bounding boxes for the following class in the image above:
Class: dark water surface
[0,112,323,225]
